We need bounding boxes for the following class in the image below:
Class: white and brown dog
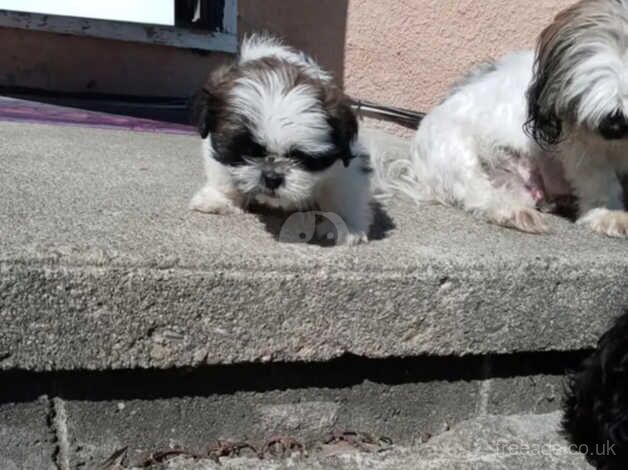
[381,0,628,237]
[190,35,372,245]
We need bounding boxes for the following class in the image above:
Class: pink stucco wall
[341,0,574,112]
[240,0,576,112]
[0,0,575,114]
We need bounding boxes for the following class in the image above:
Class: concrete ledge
[1,122,627,370]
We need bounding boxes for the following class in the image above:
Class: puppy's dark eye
[287,147,342,172]
[230,133,266,159]
[599,111,628,140]
[241,141,266,158]
[287,149,309,160]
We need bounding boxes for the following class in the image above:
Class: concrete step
[0,119,619,470]
[0,121,627,371]
[114,413,593,470]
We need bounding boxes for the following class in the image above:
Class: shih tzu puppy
[384,0,628,236]
[190,35,372,245]
[563,311,628,469]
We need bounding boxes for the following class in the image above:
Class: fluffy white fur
[383,51,554,232]
[190,35,372,245]
[230,72,334,157]
[239,34,332,82]
[381,0,628,237]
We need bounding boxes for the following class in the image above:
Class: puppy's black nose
[262,171,284,190]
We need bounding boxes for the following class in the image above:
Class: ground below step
[122,413,592,470]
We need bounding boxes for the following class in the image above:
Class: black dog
[563,311,628,470]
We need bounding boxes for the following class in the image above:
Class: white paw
[189,186,243,215]
[277,211,369,246]
[488,207,550,234]
[314,212,369,246]
[338,231,369,246]
[577,208,628,238]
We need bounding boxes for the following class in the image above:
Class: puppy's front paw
[489,207,550,234]
[314,212,369,246]
[577,208,628,238]
[189,186,243,215]
[338,231,369,246]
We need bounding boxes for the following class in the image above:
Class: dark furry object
[563,311,628,470]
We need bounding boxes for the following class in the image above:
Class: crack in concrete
[477,380,492,416]
[476,358,493,416]
[47,396,71,470]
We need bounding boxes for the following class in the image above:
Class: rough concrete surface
[0,121,627,370]
[57,373,564,467]
[122,413,592,470]
[0,357,569,468]
[0,397,55,470]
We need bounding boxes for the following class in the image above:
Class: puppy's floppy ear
[191,65,232,138]
[525,47,563,146]
[191,89,218,138]
[524,5,579,146]
[324,88,359,167]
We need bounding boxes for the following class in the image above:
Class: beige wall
[342,0,574,111]
[0,0,575,113]
[238,0,349,88]
[240,0,575,111]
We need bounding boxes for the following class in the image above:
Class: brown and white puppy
[190,35,372,245]
[526,0,628,236]
[379,0,628,237]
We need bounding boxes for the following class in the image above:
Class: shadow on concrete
[370,201,396,241]
[0,351,590,403]
[250,201,395,247]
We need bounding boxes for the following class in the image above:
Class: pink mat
[0,96,195,135]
